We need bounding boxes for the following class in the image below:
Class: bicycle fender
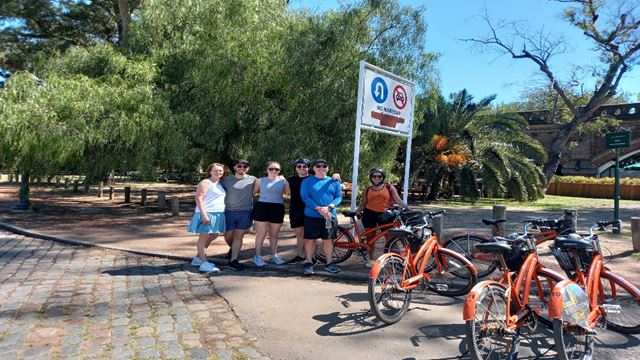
[549,279,590,329]
[368,253,404,280]
[462,281,506,321]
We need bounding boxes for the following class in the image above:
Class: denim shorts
[224,210,253,231]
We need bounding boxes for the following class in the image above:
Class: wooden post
[83,181,90,194]
[98,182,104,198]
[492,205,507,236]
[632,217,640,252]
[140,189,147,206]
[8,174,12,183]
[171,196,179,216]
[64,178,70,189]
[433,214,444,244]
[73,180,79,192]
[124,186,131,203]
[55,176,61,186]
[563,209,577,233]
[109,186,114,200]
[157,191,166,210]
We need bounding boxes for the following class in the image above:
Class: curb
[0,221,368,282]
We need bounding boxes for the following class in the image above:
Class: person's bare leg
[294,227,305,257]
[230,229,246,261]
[254,221,268,257]
[322,238,333,264]
[197,234,216,262]
[268,223,283,256]
[305,239,317,263]
[224,231,234,248]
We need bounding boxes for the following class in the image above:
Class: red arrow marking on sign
[371,111,405,128]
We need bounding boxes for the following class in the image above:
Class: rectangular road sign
[605,131,631,149]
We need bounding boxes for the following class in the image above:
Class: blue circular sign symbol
[371,77,388,104]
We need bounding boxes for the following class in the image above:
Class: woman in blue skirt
[188,163,226,273]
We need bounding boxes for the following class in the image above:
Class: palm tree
[412,90,547,201]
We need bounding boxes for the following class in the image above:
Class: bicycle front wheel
[314,226,354,264]
[600,272,640,334]
[465,284,518,360]
[552,319,594,360]
[368,255,411,325]
[426,248,477,297]
[445,235,497,279]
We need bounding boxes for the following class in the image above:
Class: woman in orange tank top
[355,168,410,266]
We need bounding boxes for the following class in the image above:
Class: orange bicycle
[314,207,421,264]
[445,214,575,278]
[463,221,566,359]
[548,221,640,360]
[368,210,478,325]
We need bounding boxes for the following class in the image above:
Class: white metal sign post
[351,61,415,210]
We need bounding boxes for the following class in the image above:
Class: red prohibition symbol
[393,85,407,110]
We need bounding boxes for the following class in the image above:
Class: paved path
[0,231,267,360]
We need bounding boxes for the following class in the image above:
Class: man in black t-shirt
[285,158,311,263]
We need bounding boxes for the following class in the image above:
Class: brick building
[519,102,640,178]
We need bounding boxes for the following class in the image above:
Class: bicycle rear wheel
[445,235,497,279]
[465,284,518,360]
[600,272,640,334]
[426,248,477,297]
[314,226,354,264]
[552,319,594,360]
[383,236,408,255]
[368,255,411,325]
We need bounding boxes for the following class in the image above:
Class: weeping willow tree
[412,90,547,202]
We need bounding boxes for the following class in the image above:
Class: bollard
[73,180,79,192]
[109,186,114,200]
[632,217,640,252]
[492,205,507,236]
[64,178,70,189]
[433,215,444,244]
[98,182,104,198]
[83,181,90,194]
[157,191,166,210]
[9,174,13,183]
[171,196,179,216]
[563,209,577,233]
[55,176,60,186]
[124,186,131,203]
[140,189,147,206]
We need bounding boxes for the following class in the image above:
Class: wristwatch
[328,204,335,210]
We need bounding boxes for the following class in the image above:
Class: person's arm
[252,178,261,195]
[301,179,319,209]
[325,182,342,216]
[195,180,211,224]
[355,187,368,215]
[390,185,410,209]
[283,178,290,196]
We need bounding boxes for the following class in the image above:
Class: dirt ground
[0,183,638,278]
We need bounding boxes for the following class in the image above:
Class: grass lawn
[417,194,639,211]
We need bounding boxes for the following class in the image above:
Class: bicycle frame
[336,218,398,252]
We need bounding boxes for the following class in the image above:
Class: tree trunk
[117,0,131,47]
[17,172,30,210]
[543,112,594,185]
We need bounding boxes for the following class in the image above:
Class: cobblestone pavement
[0,231,268,360]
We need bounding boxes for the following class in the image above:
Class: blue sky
[291,0,640,104]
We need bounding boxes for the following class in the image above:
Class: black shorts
[252,202,285,223]
[362,208,385,229]
[289,208,305,228]
[303,216,337,240]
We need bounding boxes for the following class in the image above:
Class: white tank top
[195,179,226,213]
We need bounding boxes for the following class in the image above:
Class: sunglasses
[268,168,281,172]
[371,175,383,179]
[315,164,328,168]
[296,164,309,169]
[236,164,248,169]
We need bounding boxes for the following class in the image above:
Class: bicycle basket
[503,243,529,271]
[406,234,425,253]
[551,234,595,274]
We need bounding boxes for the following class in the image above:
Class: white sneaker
[199,262,220,273]
[253,255,266,267]
[270,255,285,265]
[191,257,204,266]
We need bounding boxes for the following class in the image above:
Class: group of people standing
[187,158,343,274]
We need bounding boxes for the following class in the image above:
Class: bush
[552,176,640,186]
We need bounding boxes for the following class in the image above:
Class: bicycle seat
[388,227,413,237]
[342,211,357,218]
[554,235,593,251]
[474,241,512,256]
[482,218,506,226]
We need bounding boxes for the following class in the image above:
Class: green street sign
[605,131,631,149]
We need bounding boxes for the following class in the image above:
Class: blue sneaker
[324,262,341,274]
[303,262,315,275]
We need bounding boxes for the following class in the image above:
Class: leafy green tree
[412,90,547,201]
[0,45,188,206]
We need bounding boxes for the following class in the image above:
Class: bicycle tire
[527,272,563,328]
[426,248,477,297]
[552,319,594,360]
[314,226,354,264]
[445,235,497,279]
[600,272,640,334]
[368,255,411,325]
[465,284,519,360]
[383,236,408,255]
